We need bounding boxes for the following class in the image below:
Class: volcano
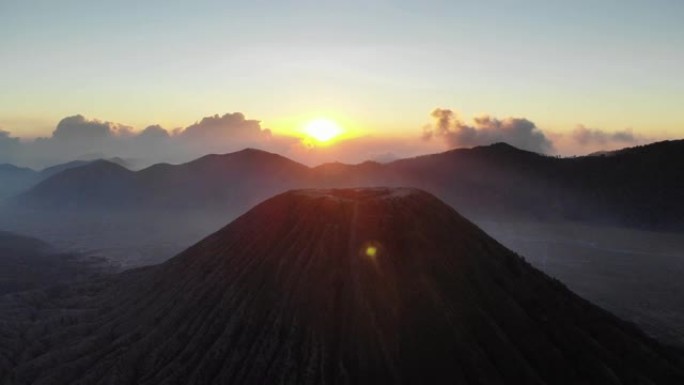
[1,188,682,384]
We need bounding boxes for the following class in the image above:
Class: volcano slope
[1,188,682,384]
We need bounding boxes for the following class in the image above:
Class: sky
[1,0,683,167]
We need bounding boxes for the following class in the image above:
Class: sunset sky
[1,0,683,167]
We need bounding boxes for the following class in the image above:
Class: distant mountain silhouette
[39,160,93,178]
[0,164,35,178]
[39,158,131,179]
[136,148,310,208]
[379,140,684,229]
[15,149,311,209]
[0,158,132,201]
[13,140,684,229]
[1,188,681,384]
[14,160,136,208]
[548,140,684,229]
[0,164,39,199]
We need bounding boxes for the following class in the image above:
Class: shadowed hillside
[0,164,38,200]
[0,159,131,201]
[0,231,106,295]
[14,149,311,210]
[1,188,682,384]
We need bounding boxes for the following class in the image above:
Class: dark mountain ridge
[12,149,311,210]
[0,188,682,384]
[0,159,131,201]
[0,165,39,200]
[15,160,137,208]
[39,160,92,179]
[11,140,684,229]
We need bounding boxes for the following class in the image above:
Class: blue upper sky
[1,0,683,144]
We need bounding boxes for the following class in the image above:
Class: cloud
[0,110,662,169]
[138,125,171,141]
[430,108,454,137]
[179,113,271,142]
[0,130,21,162]
[52,115,133,142]
[572,125,637,146]
[21,115,139,167]
[0,113,278,168]
[423,108,554,154]
[170,113,275,161]
[0,129,19,145]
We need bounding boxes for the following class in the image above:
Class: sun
[304,118,343,143]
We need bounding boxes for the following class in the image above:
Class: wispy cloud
[571,125,637,146]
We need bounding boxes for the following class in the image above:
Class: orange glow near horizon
[303,118,344,144]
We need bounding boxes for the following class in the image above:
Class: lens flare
[360,241,383,264]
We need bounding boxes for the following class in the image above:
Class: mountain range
[10,140,684,230]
